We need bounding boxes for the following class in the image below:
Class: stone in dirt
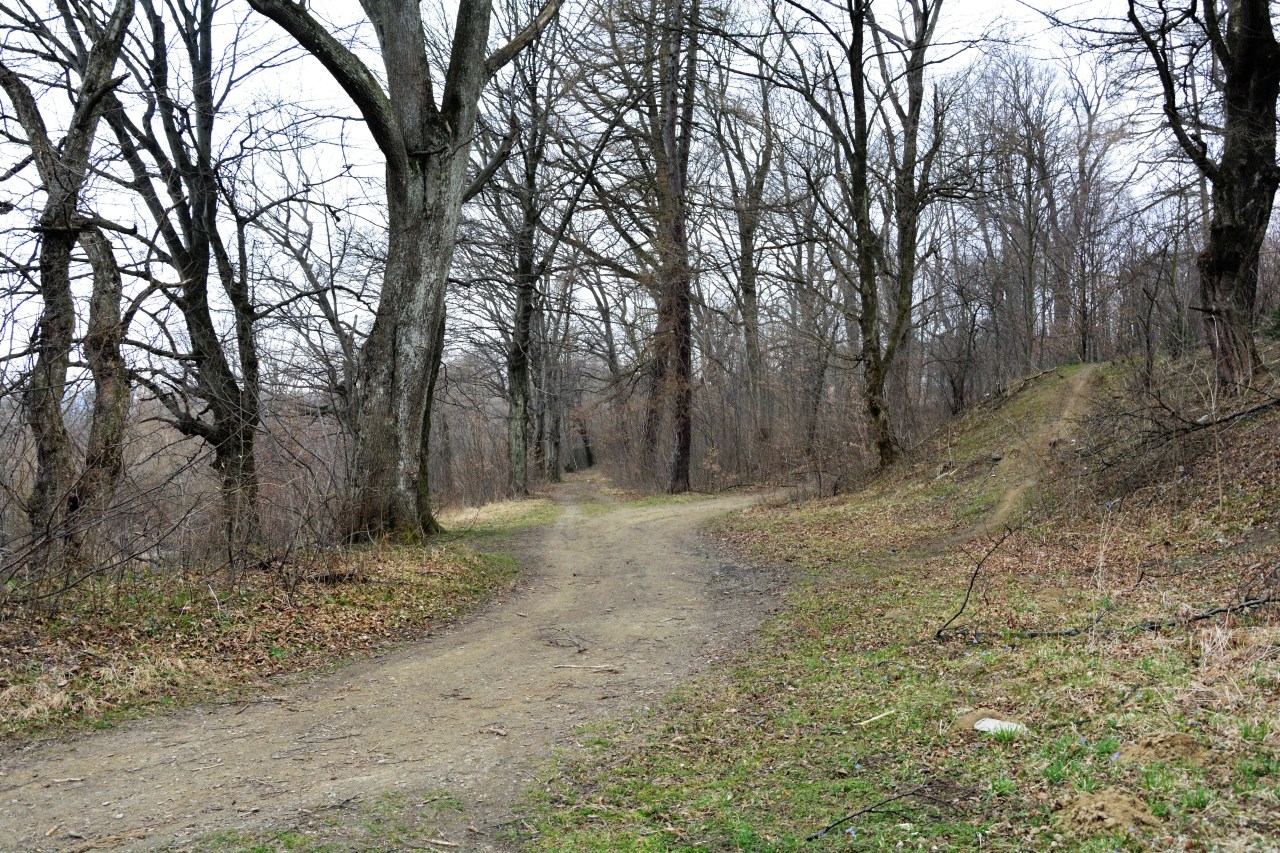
[1119,732,1207,766]
[1056,791,1159,833]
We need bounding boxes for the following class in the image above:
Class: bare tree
[706,48,776,466]
[99,0,288,562]
[0,0,134,574]
[761,0,951,466]
[250,0,563,538]
[1123,0,1279,389]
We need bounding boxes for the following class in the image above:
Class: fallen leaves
[1,543,514,739]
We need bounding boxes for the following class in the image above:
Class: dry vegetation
[0,501,560,741]
[523,358,1280,852]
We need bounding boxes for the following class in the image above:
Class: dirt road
[0,477,782,852]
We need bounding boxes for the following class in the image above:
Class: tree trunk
[67,227,132,558]
[216,432,259,589]
[575,417,596,468]
[353,164,464,537]
[252,0,561,538]
[1129,0,1279,390]
[23,226,77,546]
[1199,0,1278,389]
[0,0,134,576]
[653,0,698,493]
[506,198,539,497]
[507,292,533,495]
[667,279,693,493]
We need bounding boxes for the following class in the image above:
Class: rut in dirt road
[0,479,783,852]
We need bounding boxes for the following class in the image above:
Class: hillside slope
[524,362,1280,852]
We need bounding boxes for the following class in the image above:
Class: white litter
[974,718,1028,735]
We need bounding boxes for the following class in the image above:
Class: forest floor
[5,358,1279,853]
[0,476,785,852]
[525,361,1280,852]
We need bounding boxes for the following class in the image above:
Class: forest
[0,0,1277,603]
[3,2,1280,851]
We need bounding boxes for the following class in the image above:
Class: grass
[437,496,562,538]
[1,498,559,742]
[183,789,470,853]
[519,361,1280,851]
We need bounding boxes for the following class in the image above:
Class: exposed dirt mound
[1119,732,1208,766]
[1056,790,1160,833]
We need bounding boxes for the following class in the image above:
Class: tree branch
[247,0,406,176]
[485,0,564,79]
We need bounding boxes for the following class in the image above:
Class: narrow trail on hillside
[0,478,783,852]
[987,365,1101,528]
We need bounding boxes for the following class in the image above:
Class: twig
[940,595,1274,644]
[64,830,149,852]
[805,784,930,841]
[934,528,1014,640]
[319,794,360,811]
[1128,596,1274,632]
[552,664,620,671]
[853,710,894,727]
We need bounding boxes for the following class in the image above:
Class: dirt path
[987,364,1101,527]
[0,477,783,852]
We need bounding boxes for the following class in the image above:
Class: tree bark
[651,0,698,493]
[68,227,132,554]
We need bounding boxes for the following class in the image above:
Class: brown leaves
[1,543,511,739]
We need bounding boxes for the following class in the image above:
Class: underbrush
[521,358,1280,851]
[0,498,559,741]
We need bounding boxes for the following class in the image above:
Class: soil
[1056,790,1160,833]
[0,475,786,852]
[1119,732,1209,766]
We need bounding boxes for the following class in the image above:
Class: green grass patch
[181,789,468,852]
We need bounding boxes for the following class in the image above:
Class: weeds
[520,362,1280,851]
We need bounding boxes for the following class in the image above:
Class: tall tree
[707,54,776,467]
[765,0,949,467]
[103,0,273,560]
[250,0,562,538]
[648,0,700,493]
[1125,0,1279,389]
[0,0,134,570]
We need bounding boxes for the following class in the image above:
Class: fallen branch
[552,664,620,671]
[934,528,1014,640]
[805,784,930,841]
[65,830,149,852]
[853,710,894,727]
[938,595,1274,644]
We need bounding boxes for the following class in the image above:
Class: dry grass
[0,537,524,741]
